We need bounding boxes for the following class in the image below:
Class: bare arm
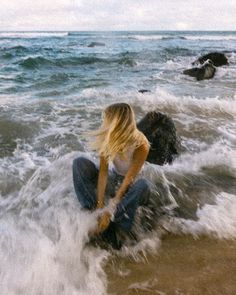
[96,156,108,209]
[113,142,149,205]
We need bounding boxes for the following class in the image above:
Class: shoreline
[107,234,236,294]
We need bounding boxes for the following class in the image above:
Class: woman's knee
[73,156,97,178]
[134,178,151,192]
[134,178,151,205]
[73,156,89,169]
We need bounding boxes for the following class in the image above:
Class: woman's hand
[97,210,111,233]
[96,200,104,210]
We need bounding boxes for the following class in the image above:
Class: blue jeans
[72,156,151,232]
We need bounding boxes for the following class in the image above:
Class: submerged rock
[87,42,105,48]
[137,111,180,165]
[192,52,228,67]
[183,60,216,81]
[138,89,151,94]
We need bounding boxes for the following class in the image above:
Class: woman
[73,103,151,247]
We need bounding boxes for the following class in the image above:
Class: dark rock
[87,42,105,48]
[137,111,179,165]
[138,89,151,94]
[183,60,216,81]
[192,52,228,67]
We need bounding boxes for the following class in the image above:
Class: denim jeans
[72,156,151,232]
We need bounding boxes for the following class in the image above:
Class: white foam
[120,233,161,260]
[0,32,68,38]
[218,124,236,144]
[186,35,236,41]
[122,34,236,42]
[163,141,236,176]
[0,213,108,295]
[132,35,165,41]
[0,152,109,295]
[128,278,161,293]
[135,87,236,117]
[0,94,30,106]
[228,52,236,64]
[165,192,236,239]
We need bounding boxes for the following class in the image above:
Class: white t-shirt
[112,145,136,176]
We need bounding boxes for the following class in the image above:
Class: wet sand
[106,234,236,295]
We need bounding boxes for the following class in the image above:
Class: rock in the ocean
[183,60,216,81]
[137,111,179,165]
[138,89,151,94]
[192,52,228,67]
[88,42,105,48]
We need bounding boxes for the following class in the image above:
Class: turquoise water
[1,31,236,99]
[0,31,236,294]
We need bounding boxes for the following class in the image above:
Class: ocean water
[0,31,236,295]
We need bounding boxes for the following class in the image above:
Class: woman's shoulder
[133,134,150,157]
[137,130,150,148]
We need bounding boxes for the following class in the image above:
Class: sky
[1,0,236,31]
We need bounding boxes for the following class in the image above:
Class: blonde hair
[90,103,149,160]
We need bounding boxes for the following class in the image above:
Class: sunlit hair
[90,103,149,160]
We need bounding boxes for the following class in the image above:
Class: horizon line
[1,29,236,32]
